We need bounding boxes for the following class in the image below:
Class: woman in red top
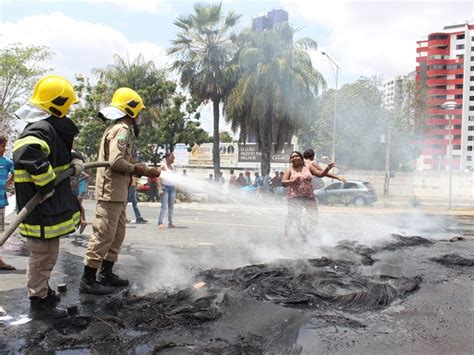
[282,151,334,241]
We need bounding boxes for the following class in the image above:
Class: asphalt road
[1,200,473,354]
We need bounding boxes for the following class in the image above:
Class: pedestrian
[128,175,148,224]
[282,151,334,241]
[0,134,16,271]
[207,173,214,181]
[244,171,252,186]
[71,170,90,234]
[303,149,345,185]
[81,87,160,295]
[158,152,177,228]
[147,175,159,202]
[253,172,263,188]
[270,171,279,193]
[218,171,225,184]
[228,169,237,187]
[236,172,246,187]
[12,75,83,318]
[182,169,187,177]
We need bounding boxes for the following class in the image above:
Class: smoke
[134,171,453,295]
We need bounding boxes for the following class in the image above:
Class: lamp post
[321,51,340,163]
[441,101,457,209]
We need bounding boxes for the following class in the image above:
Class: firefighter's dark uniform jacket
[13,116,81,239]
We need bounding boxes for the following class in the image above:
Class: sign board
[238,143,293,163]
[189,143,238,167]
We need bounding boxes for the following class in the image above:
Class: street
[1,200,474,354]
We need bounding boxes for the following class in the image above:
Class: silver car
[315,180,377,206]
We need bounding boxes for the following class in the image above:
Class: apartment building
[416,21,474,171]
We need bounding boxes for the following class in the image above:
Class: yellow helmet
[110,87,145,119]
[30,75,79,118]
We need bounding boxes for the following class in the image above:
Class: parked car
[315,180,377,206]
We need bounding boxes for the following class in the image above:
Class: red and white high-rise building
[416,22,474,171]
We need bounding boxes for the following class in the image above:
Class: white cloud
[282,0,474,86]
[87,0,173,15]
[0,12,169,82]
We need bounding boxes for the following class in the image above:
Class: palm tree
[225,23,326,176]
[168,3,241,179]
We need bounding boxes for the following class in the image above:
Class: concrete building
[416,21,474,171]
[251,9,288,32]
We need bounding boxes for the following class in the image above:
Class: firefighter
[80,88,160,295]
[13,75,83,319]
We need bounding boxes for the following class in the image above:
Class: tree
[300,77,388,170]
[72,54,209,164]
[224,23,325,175]
[219,131,233,143]
[168,3,241,179]
[0,43,53,132]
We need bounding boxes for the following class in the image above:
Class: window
[343,182,359,189]
[326,183,342,190]
[468,146,473,151]
[453,145,461,150]
[456,84,463,89]
[468,156,472,161]
[454,135,462,140]
[471,87,474,91]
[456,44,465,50]
[469,136,474,141]
[471,96,474,101]
[470,106,474,111]
[429,34,448,40]
[454,125,462,129]
[469,126,474,131]
[456,74,464,79]
[455,95,463,99]
[469,116,474,121]
[456,34,465,40]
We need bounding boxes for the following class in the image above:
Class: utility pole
[383,124,391,198]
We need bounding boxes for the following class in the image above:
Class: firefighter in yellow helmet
[13,75,83,319]
[80,88,160,295]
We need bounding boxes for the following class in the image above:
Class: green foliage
[409,196,421,207]
[224,23,325,175]
[299,77,387,170]
[340,194,353,206]
[169,3,241,176]
[219,131,233,143]
[72,54,208,164]
[0,43,53,130]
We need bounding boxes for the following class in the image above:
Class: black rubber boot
[45,285,61,304]
[29,297,67,320]
[98,260,129,287]
[79,265,114,295]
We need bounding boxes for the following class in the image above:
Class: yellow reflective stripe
[14,164,70,184]
[14,169,34,183]
[43,211,81,239]
[31,165,56,186]
[13,136,51,156]
[54,163,71,173]
[18,211,81,239]
[19,223,41,238]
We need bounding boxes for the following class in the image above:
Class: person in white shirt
[158,152,176,228]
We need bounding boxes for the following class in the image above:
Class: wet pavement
[1,201,473,354]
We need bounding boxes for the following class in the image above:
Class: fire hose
[0,161,109,247]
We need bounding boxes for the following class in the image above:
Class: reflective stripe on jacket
[13,117,80,239]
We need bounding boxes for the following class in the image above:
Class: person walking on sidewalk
[12,75,83,319]
[0,135,16,271]
[128,175,147,223]
[158,152,176,228]
[80,88,160,295]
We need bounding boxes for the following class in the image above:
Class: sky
[1,0,473,133]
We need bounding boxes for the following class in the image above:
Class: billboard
[173,143,189,166]
[238,143,293,163]
[189,143,238,167]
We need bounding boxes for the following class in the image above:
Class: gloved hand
[71,158,84,176]
[146,168,160,178]
[133,164,147,177]
[39,189,55,203]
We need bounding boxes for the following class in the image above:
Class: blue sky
[1,0,473,132]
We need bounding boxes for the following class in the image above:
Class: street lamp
[441,100,457,209]
[321,51,340,163]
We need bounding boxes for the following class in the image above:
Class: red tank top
[287,165,314,199]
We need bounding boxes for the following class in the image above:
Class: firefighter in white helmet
[80,88,160,295]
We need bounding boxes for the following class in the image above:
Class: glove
[39,189,55,203]
[133,164,147,177]
[71,158,84,176]
[146,168,160,178]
